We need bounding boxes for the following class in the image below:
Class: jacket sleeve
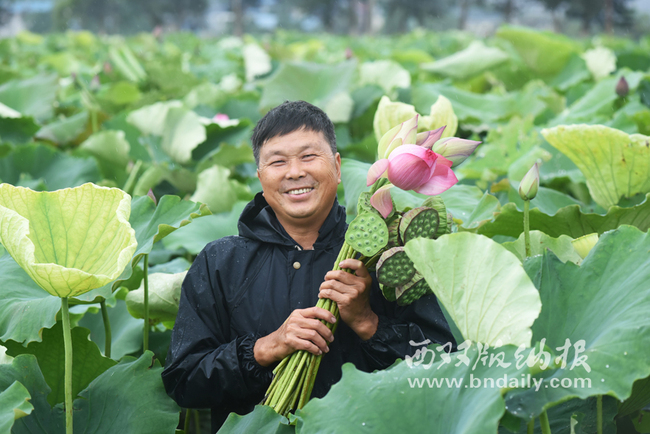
[161,247,274,409]
[357,280,456,371]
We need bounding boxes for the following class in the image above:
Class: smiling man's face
[257,128,341,232]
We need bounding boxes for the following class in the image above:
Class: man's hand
[318,259,378,341]
[254,307,336,367]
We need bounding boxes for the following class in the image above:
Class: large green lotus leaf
[259,60,357,113]
[0,355,60,433]
[0,254,59,345]
[405,233,541,347]
[548,54,591,92]
[160,107,207,164]
[243,43,272,82]
[80,194,211,301]
[125,271,187,324]
[421,40,510,80]
[505,226,650,419]
[0,143,100,191]
[0,381,32,433]
[2,323,116,407]
[456,191,502,230]
[8,352,179,434]
[190,165,252,214]
[506,396,617,434]
[35,111,88,145]
[476,194,650,238]
[79,130,130,169]
[506,186,583,217]
[296,346,528,434]
[542,124,650,209]
[458,115,541,179]
[495,26,579,76]
[0,345,10,364]
[501,231,582,264]
[219,405,293,434]
[0,116,39,146]
[411,82,548,125]
[0,183,137,298]
[126,101,183,137]
[162,201,246,255]
[129,194,212,258]
[78,299,143,360]
[0,75,58,122]
[359,60,410,93]
[340,158,371,220]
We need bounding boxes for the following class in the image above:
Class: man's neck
[277,214,329,250]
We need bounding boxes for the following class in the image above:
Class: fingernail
[329,336,335,343]
[330,316,336,323]
[318,350,322,355]
[325,347,329,353]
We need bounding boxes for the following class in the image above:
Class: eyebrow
[264,143,317,158]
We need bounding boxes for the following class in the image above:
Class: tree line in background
[0,0,638,36]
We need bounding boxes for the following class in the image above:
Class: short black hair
[251,100,337,165]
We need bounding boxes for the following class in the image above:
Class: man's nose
[285,159,306,179]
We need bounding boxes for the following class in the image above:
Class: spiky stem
[100,299,111,358]
[61,297,74,434]
[524,199,531,258]
[143,254,149,351]
[539,410,551,434]
[597,395,603,434]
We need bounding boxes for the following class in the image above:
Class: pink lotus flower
[366,145,458,217]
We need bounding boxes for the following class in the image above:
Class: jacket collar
[238,192,347,250]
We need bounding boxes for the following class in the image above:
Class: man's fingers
[298,306,337,324]
[294,326,331,354]
[337,259,371,278]
[294,317,335,343]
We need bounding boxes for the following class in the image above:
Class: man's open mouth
[286,187,314,195]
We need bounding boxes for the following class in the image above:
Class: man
[162,100,454,433]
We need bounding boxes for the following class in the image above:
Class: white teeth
[287,188,313,195]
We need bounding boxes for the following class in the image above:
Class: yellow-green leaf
[542,124,650,209]
[0,183,137,298]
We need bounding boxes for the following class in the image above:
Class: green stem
[597,395,602,434]
[527,419,534,434]
[123,160,142,195]
[61,298,74,434]
[524,199,531,258]
[539,410,551,434]
[183,408,191,433]
[193,409,200,433]
[100,299,111,358]
[143,254,149,352]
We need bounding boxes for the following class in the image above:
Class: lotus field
[1,26,650,434]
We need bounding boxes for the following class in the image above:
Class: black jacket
[162,193,454,432]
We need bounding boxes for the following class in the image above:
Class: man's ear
[335,152,342,184]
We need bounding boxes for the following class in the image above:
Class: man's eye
[270,160,285,166]
[302,154,316,160]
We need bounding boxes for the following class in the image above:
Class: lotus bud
[147,188,157,206]
[571,233,598,259]
[616,76,629,98]
[377,115,418,159]
[415,126,446,149]
[431,137,482,167]
[518,162,540,201]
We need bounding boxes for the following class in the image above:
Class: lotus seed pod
[386,213,401,248]
[396,275,432,306]
[345,211,389,257]
[357,191,378,216]
[380,283,397,302]
[446,212,452,234]
[422,196,450,238]
[376,246,416,287]
[399,207,440,244]
[436,210,448,237]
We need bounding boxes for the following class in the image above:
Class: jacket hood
[238,192,347,250]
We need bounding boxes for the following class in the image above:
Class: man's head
[251,100,337,166]
[253,101,341,233]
